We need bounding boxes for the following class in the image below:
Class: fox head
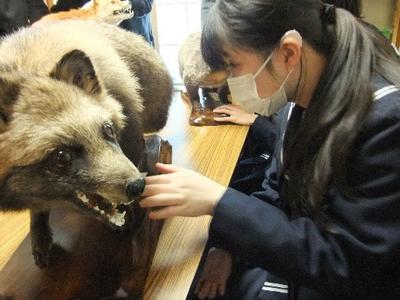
[0,50,146,227]
[90,0,134,25]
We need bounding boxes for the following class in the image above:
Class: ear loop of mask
[262,30,303,101]
[257,49,294,96]
[293,54,303,103]
[253,50,275,79]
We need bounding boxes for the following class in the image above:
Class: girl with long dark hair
[140,0,400,298]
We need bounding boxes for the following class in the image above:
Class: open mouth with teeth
[75,191,133,227]
[113,8,133,15]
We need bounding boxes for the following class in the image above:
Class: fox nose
[126,178,146,198]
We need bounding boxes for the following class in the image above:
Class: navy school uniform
[206,76,400,299]
[120,0,154,46]
[187,110,290,299]
[229,114,278,195]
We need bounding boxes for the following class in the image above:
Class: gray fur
[0,21,171,271]
[178,32,228,100]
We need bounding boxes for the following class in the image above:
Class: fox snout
[126,178,145,198]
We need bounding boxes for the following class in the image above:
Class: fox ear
[50,50,102,95]
[0,77,20,131]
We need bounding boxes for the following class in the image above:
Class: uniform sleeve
[249,115,277,155]
[251,156,282,208]
[209,104,400,297]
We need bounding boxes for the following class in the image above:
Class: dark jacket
[229,114,278,195]
[120,0,154,46]
[209,76,400,299]
[50,0,88,12]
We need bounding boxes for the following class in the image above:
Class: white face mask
[227,30,302,116]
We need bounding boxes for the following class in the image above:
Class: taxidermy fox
[40,0,134,25]
[0,19,172,276]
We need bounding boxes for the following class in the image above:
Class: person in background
[120,0,154,46]
[0,0,47,36]
[0,0,94,37]
[140,0,400,299]
[49,0,88,12]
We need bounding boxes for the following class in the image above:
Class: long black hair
[201,0,400,220]
[324,0,361,17]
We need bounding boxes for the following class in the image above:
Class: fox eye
[102,122,115,140]
[52,149,73,169]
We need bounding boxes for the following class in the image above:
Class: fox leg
[30,210,53,268]
[116,217,163,298]
[217,84,230,104]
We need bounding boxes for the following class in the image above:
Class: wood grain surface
[0,212,30,271]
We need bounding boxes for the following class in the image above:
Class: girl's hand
[195,247,233,299]
[140,163,227,219]
[213,104,258,125]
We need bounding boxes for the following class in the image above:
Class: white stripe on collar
[280,103,296,165]
[264,281,288,289]
[373,85,398,101]
[262,286,289,293]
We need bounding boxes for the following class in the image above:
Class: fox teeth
[109,211,126,227]
[75,191,126,226]
[123,199,136,206]
[76,191,89,203]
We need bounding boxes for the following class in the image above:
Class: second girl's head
[201,0,400,218]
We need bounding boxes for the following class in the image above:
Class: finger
[195,278,207,294]
[148,205,182,219]
[208,283,218,299]
[155,163,182,174]
[221,104,242,111]
[213,104,231,110]
[214,116,232,122]
[213,107,232,114]
[142,183,173,197]
[198,281,211,299]
[218,282,226,296]
[145,174,172,185]
[140,194,183,208]
[195,280,203,294]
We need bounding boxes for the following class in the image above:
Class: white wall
[153,0,202,85]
